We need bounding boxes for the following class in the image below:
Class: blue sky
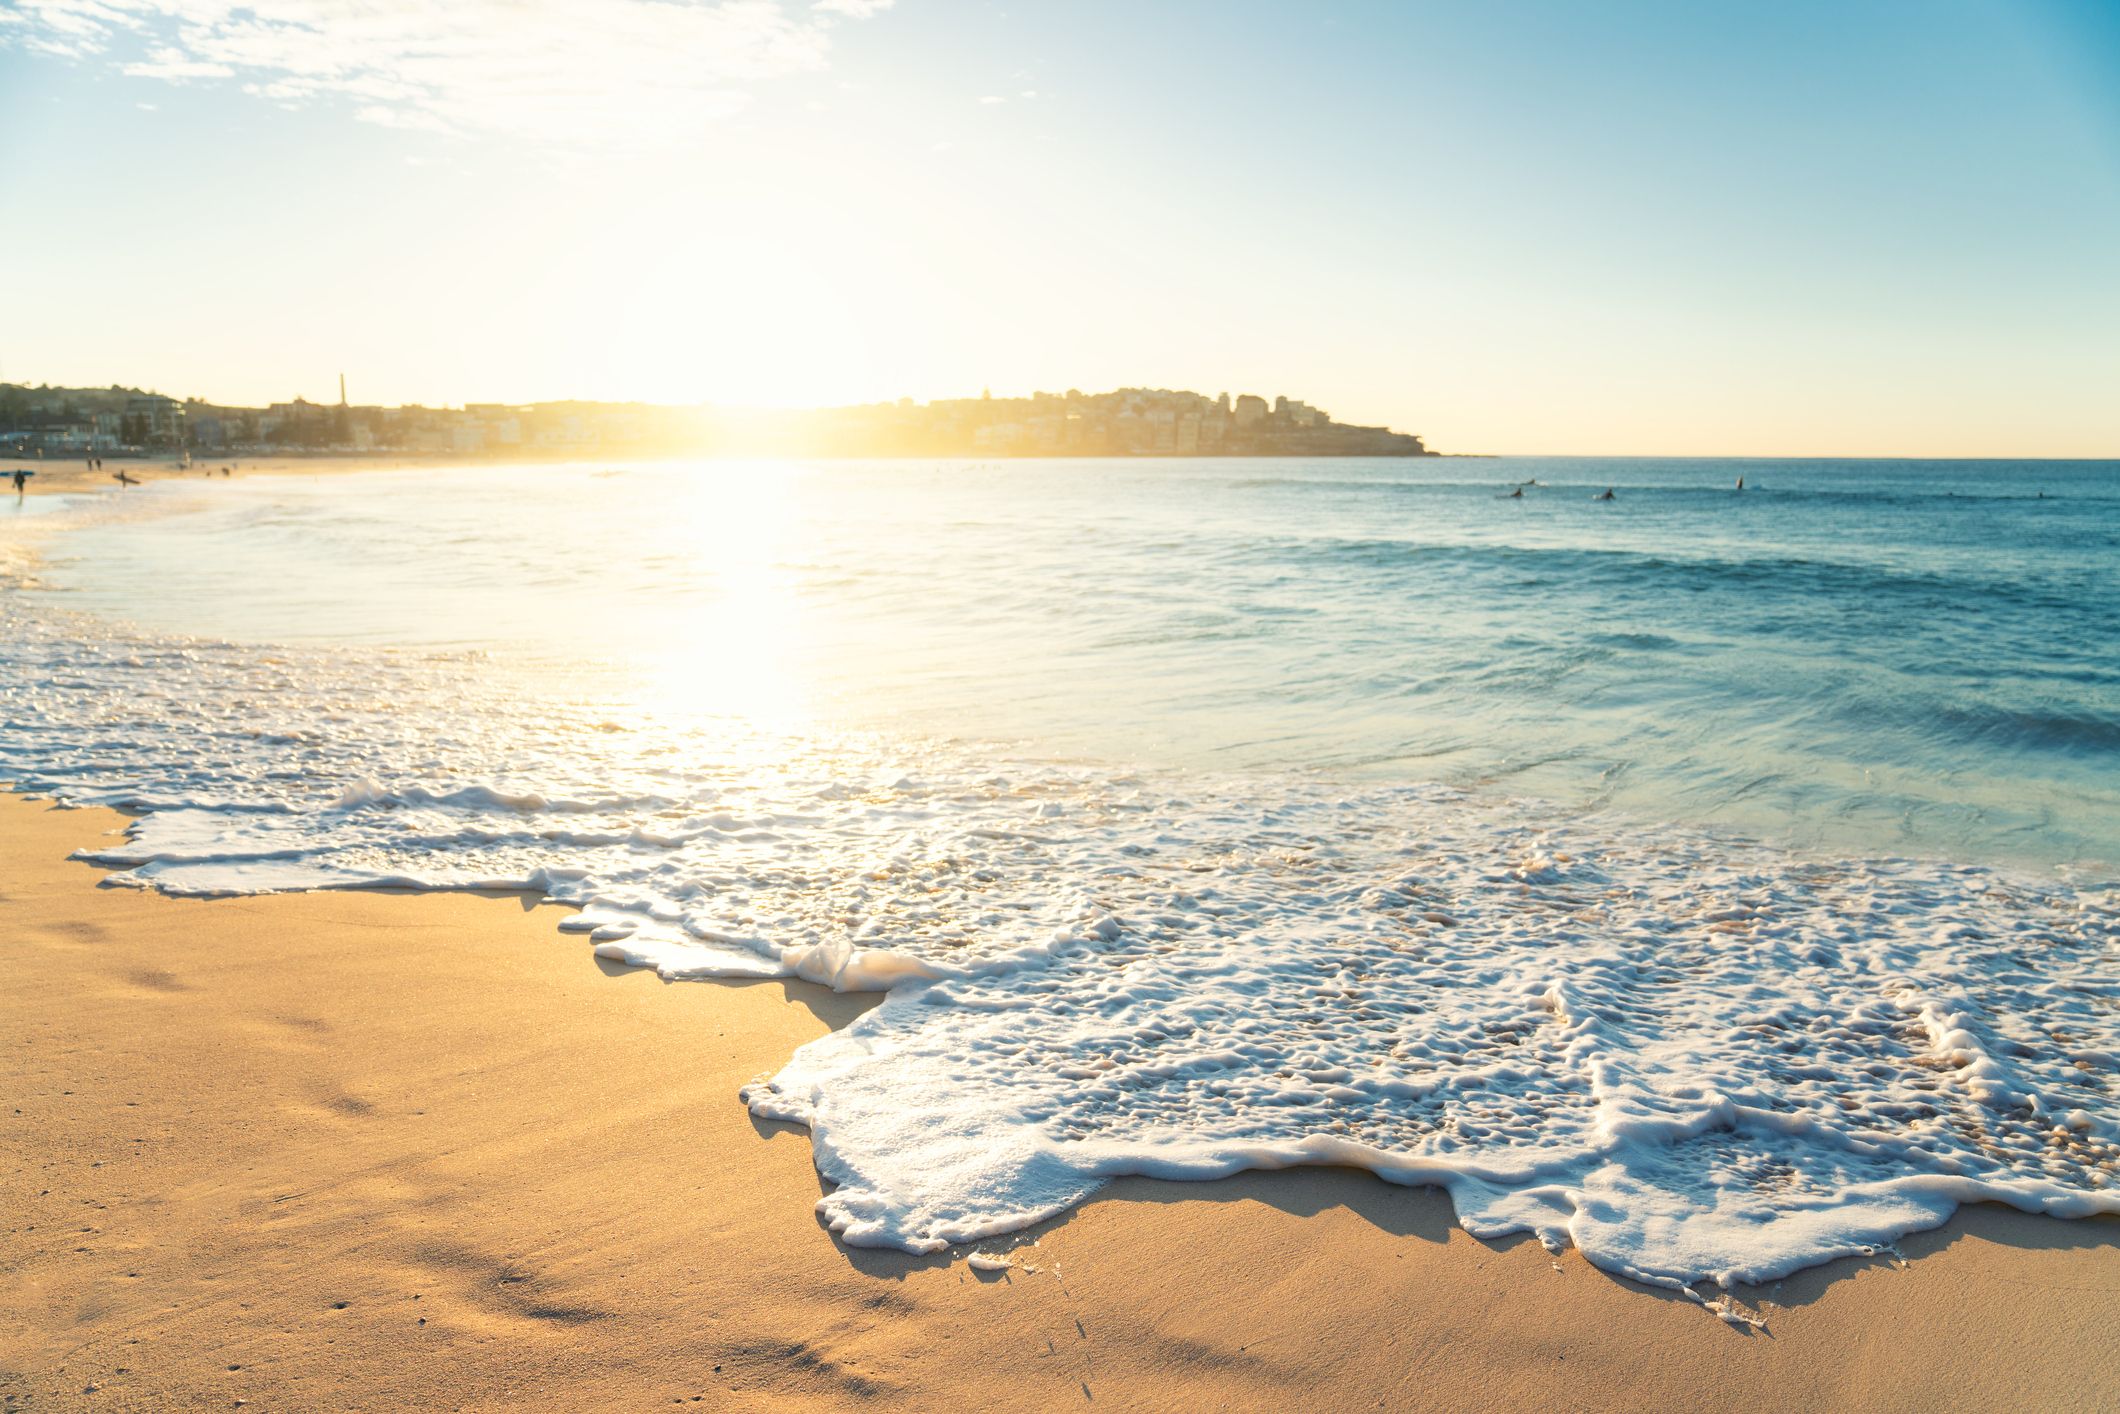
[2,0,2116,453]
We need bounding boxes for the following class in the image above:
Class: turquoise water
[4,455,2118,1286]
[30,455,2120,871]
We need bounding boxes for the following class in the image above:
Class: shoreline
[4,789,2117,1409]
[1,453,478,500]
[8,452,2106,523]
[0,450,1448,500]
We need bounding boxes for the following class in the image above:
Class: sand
[3,792,2116,1411]
[4,453,468,501]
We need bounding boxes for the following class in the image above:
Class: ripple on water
[1,607,2115,1294]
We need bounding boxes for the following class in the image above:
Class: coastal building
[1,381,1434,459]
[121,394,185,449]
[465,405,524,447]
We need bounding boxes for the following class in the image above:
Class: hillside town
[0,383,1434,459]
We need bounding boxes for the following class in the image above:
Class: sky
[2,0,2117,455]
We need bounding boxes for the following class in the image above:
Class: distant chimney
[339,373,348,407]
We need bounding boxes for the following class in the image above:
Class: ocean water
[2,456,2116,1298]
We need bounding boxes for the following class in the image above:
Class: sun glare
[641,460,815,727]
[4,4,2118,1406]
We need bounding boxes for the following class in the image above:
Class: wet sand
[3,792,2116,1410]
[4,453,462,500]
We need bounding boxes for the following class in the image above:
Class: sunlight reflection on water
[24,454,2120,869]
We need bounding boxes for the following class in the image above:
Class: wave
[1930,704,2120,755]
[329,777,683,815]
[3,608,2117,1305]
[1220,474,2120,507]
[1246,536,2103,621]
[6,465,2119,1306]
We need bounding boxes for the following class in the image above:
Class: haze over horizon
[4,0,2118,456]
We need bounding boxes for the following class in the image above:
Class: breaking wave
[2,605,2115,1298]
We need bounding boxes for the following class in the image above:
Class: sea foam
[2,605,2115,1295]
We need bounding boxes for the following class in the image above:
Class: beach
[5,791,2117,1410]
[12,0,2119,1403]
[5,454,466,500]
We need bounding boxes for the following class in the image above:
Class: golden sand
[3,793,2115,1410]
[6,453,464,500]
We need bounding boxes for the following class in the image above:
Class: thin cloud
[0,0,893,144]
[124,44,231,80]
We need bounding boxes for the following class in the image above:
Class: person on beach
[10,469,30,494]
[112,469,139,488]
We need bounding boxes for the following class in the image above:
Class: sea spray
[5,459,2118,1294]
[1,607,2114,1292]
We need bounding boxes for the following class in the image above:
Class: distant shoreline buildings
[0,383,1435,459]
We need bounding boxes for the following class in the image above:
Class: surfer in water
[1736,476,1744,491]
[1595,487,1616,501]
[1507,487,1524,499]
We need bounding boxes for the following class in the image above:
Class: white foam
[2,605,2115,1292]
